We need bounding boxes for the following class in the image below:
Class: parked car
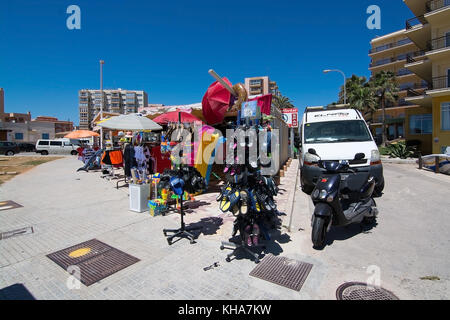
[35,139,78,155]
[0,141,21,156]
[18,142,36,152]
[299,107,384,196]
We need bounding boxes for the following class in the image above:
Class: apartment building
[79,89,148,129]
[402,0,450,154]
[33,116,73,133]
[244,77,279,97]
[369,29,431,150]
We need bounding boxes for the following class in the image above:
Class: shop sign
[281,108,298,128]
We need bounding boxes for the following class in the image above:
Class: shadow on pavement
[187,216,224,236]
[322,220,378,249]
[0,283,36,300]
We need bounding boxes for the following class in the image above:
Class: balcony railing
[406,15,428,29]
[426,0,450,13]
[406,50,427,63]
[369,38,413,54]
[397,69,414,77]
[432,76,450,89]
[402,82,431,92]
[427,35,450,51]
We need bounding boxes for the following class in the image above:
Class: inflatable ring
[230,83,248,112]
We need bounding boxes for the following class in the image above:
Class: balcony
[405,55,432,82]
[428,35,450,51]
[370,56,408,69]
[369,38,414,55]
[426,0,450,13]
[406,15,428,29]
[397,69,414,77]
[432,76,449,90]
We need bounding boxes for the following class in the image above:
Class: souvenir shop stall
[200,70,284,262]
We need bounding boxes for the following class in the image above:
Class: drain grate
[336,282,399,300]
[0,201,23,211]
[249,254,313,291]
[0,227,34,240]
[47,239,140,286]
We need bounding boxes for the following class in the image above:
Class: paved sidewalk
[0,157,305,300]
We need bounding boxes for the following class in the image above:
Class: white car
[35,139,78,155]
[299,106,384,195]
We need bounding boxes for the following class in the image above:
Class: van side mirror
[355,153,365,160]
[308,148,317,155]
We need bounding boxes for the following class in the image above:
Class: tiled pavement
[0,157,308,300]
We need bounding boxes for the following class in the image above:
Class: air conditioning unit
[129,184,150,213]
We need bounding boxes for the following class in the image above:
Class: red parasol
[153,111,202,125]
[202,77,233,125]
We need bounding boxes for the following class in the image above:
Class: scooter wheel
[312,216,327,249]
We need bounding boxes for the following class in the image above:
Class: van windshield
[304,120,372,144]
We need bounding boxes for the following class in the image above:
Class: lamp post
[323,69,347,105]
[100,60,104,148]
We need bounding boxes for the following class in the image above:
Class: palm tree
[348,85,377,115]
[369,71,399,146]
[272,94,294,109]
[338,75,367,104]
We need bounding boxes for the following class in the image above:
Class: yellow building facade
[369,29,431,152]
[403,0,450,154]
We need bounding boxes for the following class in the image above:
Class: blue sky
[0,0,413,125]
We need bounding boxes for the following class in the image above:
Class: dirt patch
[0,156,63,185]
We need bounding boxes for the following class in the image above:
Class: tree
[369,71,399,146]
[338,75,367,104]
[272,94,294,109]
[338,75,377,120]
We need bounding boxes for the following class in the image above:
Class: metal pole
[324,69,346,105]
[100,60,104,148]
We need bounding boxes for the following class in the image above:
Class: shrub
[385,141,416,159]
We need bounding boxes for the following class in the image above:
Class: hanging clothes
[248,94,272,115]
[123,144,137,177]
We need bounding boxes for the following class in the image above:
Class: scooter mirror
[308,148,317,155]
[354,153,365,160]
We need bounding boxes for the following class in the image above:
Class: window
[38,140,49,146]
[304,120,372,144]
[50,141,62,146]
[442,102,450,131]
[409,114,432,134]
[42,133,49,139]
[15,133,24,140]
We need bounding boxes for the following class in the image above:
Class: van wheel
[41,151,49,155]
[71,150,78,156]
[6,150,15,156]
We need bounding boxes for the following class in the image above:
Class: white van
[35,139,78,155]
[299,106,384,195]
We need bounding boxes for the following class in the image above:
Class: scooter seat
[340,172,370,193]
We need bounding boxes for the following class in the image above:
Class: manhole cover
[47,239,140,286]
[0,201,23,211]
[249,254,313,291]
[336,282,399,300]
[0,227,34,240]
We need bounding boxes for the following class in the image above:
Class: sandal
[239,190,249,215]
[220,188,240,213]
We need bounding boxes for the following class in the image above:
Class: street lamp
[323,69,347,105]
[100,60,104,148]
